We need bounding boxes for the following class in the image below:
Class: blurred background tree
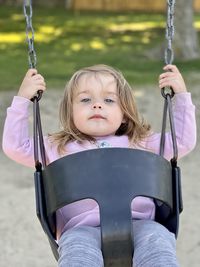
[1,0,199,60]
[174,0,199,59]
[0,0,199,90]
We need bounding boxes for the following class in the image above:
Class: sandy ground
[0,84,199,267]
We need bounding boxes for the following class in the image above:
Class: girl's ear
[122,116,127,123]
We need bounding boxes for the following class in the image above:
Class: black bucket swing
[23,0,182,266]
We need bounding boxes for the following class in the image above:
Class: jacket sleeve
[145,92,196,161]
[2,96,36,167]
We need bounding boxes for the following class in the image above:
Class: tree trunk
[174,0,200,59]
[65,0,73,9]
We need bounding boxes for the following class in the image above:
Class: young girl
[3,64,196,267]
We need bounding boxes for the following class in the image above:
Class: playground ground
[0,83,199,267]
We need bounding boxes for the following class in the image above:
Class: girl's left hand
[159,64,187,94]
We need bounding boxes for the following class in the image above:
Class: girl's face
[72,73,125,137]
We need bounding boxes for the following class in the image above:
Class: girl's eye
[105,98,114,103]
[81,98,91,103]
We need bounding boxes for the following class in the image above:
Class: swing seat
[34,148,182,267]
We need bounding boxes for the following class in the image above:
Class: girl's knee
[59,226,100,244]
[132,220,179,267]
[58,226,103,267]
[133,220,176,249]
[58,226,102,254]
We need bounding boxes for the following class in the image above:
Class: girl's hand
[17,69,46,99]
[159,64,187,94]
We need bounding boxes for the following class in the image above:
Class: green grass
[0,6,200,90]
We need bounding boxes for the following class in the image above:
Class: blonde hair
[49,64,151,154]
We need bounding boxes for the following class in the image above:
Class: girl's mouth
[89,114,105,119]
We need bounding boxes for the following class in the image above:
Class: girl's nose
[93,103,102,109]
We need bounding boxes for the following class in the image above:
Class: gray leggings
[58,220,179,267]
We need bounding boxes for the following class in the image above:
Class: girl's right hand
[17,69,46,99]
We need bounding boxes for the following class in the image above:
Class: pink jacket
[2,93,196,239]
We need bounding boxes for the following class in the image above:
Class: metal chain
[160,0,178,162]
[165,0,176,65]
[23,0,37,69]
[23,0,42,102]
[23,0,45,169]
[162,0,176,98]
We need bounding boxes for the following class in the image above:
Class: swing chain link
[162,0,176,99]
[23,0,43,102]
[23,0,37,69]
[165,0,176,65]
